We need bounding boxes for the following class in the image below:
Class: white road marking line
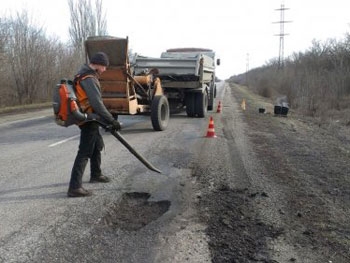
[0,116,48,126]
[48,135,80,147]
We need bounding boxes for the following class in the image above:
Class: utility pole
[273,2,291,69]
[246,53,249,87]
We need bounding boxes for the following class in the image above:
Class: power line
[246,53,249,86]
[273,3,292,68]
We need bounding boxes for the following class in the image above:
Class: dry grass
[0,102,51,115]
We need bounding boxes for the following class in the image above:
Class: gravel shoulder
[194,83,350,262]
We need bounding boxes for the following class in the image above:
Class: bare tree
[95,0,107,35]
[4,10,49,104]
[0,18,10,106]
[0,9,77,106]
[68,0,108,60]
[0,6,100,107]
[229,32,350,118]
[0,18,8,57]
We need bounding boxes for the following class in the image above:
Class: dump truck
[84,36,170,131]
[131,48,220,117]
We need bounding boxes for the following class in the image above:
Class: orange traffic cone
[241,99,246,111]
[216,101,222,113]
[205,116,217,138]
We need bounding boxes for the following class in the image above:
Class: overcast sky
[2,0,350,79]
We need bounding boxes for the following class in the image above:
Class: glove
[111,120,121,131]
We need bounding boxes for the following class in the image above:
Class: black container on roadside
[274,105,282,114]
[274,103,289,116]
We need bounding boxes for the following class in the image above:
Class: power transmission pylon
[246,53,249,87]
[273,3,291,69]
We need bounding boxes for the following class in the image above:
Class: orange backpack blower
[53,79,87,127]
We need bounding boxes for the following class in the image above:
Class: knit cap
[90,52,109,66]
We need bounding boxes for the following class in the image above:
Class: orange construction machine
[84,36,169,131]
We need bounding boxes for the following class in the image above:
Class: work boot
[89,175,110,183]
[67,187,92,197]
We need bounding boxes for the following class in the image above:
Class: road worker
[67,52,121,197]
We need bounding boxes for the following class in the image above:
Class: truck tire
[195,92,208,118]
[151,95,170,131]
[185,93,195,117]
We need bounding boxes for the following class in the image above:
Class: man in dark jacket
[67,52,121,197]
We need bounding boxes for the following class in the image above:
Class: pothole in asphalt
[102,192,171,231]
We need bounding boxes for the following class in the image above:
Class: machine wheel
[195,92,208,118]
[185,93,195,117]
[151,95,170,131]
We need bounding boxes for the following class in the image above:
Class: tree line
[229,33,350,118]
[0,0,106,108]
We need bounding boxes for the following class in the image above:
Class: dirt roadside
[193,83,350,262]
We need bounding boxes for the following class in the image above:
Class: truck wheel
[185,93,195,117]
[151,95,170,131]
[195,92,208,118]
[208,87,214,111]
[208,97,214,111]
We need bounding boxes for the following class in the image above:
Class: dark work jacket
[76,64,114,124]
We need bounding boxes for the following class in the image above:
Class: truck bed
[132,53,215,84]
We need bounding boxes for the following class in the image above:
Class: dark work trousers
[69,122,104,189]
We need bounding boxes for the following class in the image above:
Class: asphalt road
[0,82,226,263]
[3,81,348,262]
